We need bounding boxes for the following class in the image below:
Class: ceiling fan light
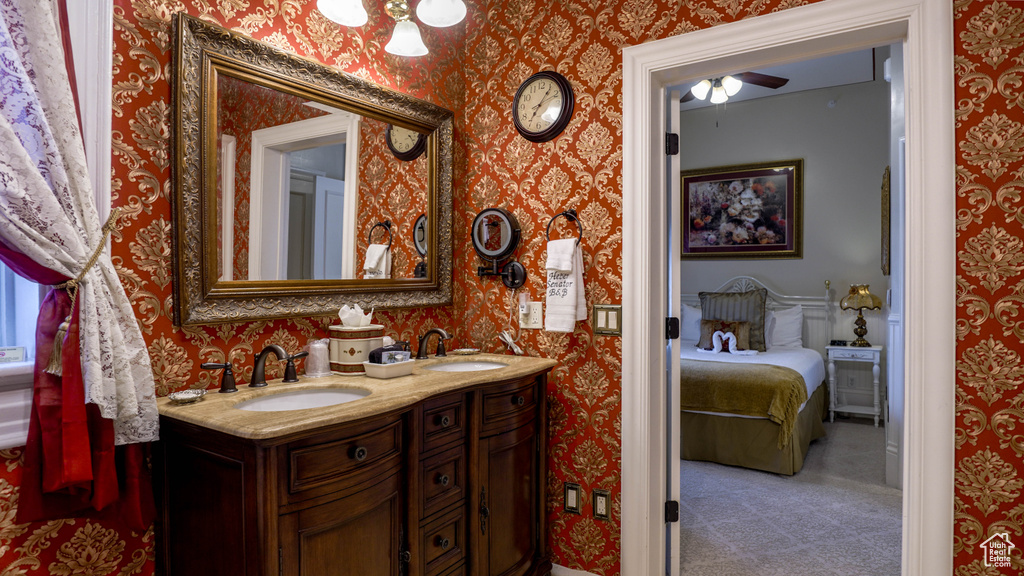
[722,75,743,96]
[416,0,467,27]
[317,0,368,26]
[690,79,712,100]
[709,85,728,104]
[385,19,429,56]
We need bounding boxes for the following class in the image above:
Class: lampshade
[840,284,882,311]
[709,83,728,104]
[317,0,368,27]
[385,19,429,56]
[416,0,467,27]
[721,75,743,96]
[690,79,712,100]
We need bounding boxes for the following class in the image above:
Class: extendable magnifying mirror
[471,208,527,289]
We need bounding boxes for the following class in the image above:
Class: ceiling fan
[680,71,790,104]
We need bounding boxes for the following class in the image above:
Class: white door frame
[621,1,954,575]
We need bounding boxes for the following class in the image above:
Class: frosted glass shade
[722,75,743,96]
[709,85,728,104]
[416,0,467,27]
[690,79,711,100]
[317,0,368,26]
[385,20,429,56]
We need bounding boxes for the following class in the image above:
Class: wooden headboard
[681,276,834,361]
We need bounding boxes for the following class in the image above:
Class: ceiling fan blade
[679,90,697,103]
[732,71,790,89]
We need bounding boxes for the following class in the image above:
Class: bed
[679,276,831,475]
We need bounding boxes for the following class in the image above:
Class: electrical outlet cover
[593,488,610,520]
[523,302,543,329]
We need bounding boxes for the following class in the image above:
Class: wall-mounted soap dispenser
[472,207,527,289]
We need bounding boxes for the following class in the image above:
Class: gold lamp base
[850,310,871,347]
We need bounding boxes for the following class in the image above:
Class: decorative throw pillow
[698,289,768,351]
[697,319,751,350]
[681,303,702,341]
[771,305,804,348]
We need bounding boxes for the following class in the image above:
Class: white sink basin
[235,389,370,412]
[424,361,508,372]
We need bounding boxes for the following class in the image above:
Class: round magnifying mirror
[413,214,428,257]
[471,208,521,263]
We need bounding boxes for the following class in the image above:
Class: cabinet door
[478,421,538,576]
[279,471,405,576]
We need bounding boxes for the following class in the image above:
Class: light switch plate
[593,304,622,336]
[564,482,582,514]
[593,488,611,520]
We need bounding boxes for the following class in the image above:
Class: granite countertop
[157,354,556,441]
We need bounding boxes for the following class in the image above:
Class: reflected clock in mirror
[171,14,453,325]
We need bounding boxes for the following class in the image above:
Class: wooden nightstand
[826,345,883,426]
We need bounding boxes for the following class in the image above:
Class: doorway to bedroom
[669,45,905,574]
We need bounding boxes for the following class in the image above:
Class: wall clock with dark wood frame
[512,71,574,143]
[386,124,427,161]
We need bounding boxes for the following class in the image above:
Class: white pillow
[681,303,702,341]
[764,310,776,349]
[771,305,803,348]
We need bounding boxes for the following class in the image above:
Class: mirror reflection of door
[287,169,347,280]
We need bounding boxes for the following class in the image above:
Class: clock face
[386,124,426,160]
[512,71,574,143]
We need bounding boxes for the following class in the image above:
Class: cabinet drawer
[421,444,466,519]
[480,379,537,433]
[422,507,465,576]
[831,349,877,361]
[287,419,402,497]
[421,393,466,453]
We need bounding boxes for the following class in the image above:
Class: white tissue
[338,304,373,327]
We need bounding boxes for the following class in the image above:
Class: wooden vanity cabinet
[156,370,550,576]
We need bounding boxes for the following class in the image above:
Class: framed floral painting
[681,159,803,259]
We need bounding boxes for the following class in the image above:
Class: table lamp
[840,284,882,347]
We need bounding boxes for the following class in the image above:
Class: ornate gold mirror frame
[171,14,453,325]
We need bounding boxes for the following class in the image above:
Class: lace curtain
[0,2,158,445]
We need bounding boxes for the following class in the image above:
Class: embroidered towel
[363,244,391,279]
[545,239,586,332]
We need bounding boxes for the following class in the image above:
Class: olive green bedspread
[679,359,808,448]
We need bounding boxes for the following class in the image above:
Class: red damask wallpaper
[1,1,1021,575]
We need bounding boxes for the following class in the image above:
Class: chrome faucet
[416,328,451,360]
[251,344,286,387]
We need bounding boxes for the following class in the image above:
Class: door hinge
[665,133,679,156]
[665,317,680,340]
[279,546,283,576]
[665,500,680,523]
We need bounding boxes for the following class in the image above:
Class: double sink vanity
[156,354,555,576]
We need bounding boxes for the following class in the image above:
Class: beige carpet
[679,419,902,575]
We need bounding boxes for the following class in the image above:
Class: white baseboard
[551,564,599,576]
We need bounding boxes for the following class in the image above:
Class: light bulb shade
[317,0,368,26]
[416,0,467,27]
[840,284,883,311]
[721,75,743,96]
[709,85,728,104]
[690,79,711,100]
[385,20,429,56]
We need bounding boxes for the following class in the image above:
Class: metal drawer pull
[435,414,451,427]
[437,473,450,487]
[513,395,525,406]
[436,536,450,551]
[350,446,368,461]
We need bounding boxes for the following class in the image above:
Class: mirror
[172,14,453,325]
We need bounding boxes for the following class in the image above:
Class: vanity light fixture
[690,75,743,104]
[317,0,467,57]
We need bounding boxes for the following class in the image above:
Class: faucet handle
[283,351,309,383]
[435,335,451,358]
[201,362,237,394]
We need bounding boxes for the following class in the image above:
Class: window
[0,261,40,386]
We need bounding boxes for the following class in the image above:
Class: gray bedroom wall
[678,69,890,309]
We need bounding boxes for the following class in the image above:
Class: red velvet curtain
[0,0,153,531]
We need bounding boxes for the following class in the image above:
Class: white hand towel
[545,240,586,332]
[363,244,391,279]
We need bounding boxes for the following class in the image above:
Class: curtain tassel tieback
[45,208,123,376]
